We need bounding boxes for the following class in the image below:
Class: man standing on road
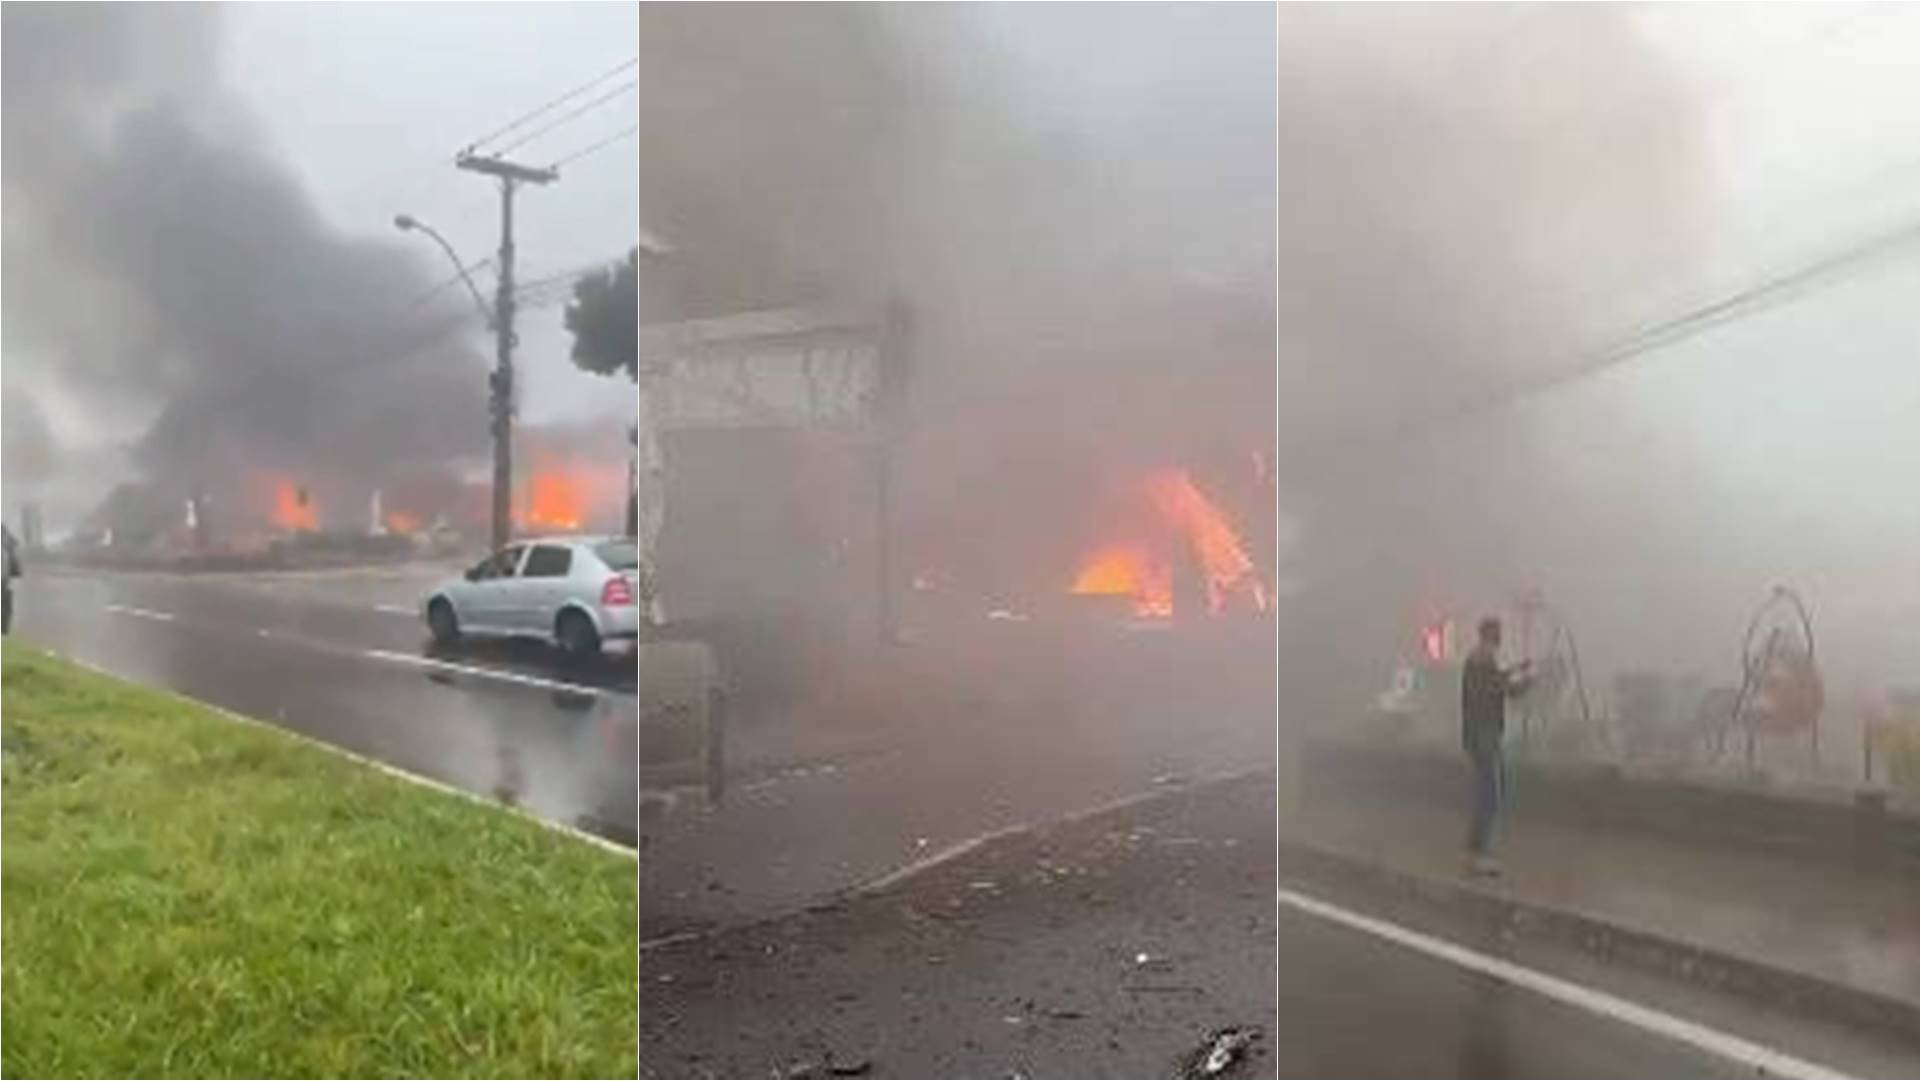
[1461,616,1531,875]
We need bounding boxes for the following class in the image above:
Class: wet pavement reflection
[12,570,641,848]
[422,635,639,695]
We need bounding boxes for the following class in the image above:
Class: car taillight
[601,576,634,607]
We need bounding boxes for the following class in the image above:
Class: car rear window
[522,545,572,578]
[594,540,638,570]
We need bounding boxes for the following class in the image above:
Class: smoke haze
[2,5,487,531]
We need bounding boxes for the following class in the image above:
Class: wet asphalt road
[642,772,1876,1079]
[8,565,641,846]
[638,620,1910,1079]
[638,621,1280,940]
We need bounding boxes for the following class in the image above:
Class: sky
[221,1,640,429]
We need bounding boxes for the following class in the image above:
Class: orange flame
[1142,469,1263,614]
[1071,543,1173,617]
[385,510,422,534]
[1069,468,1267,618]
[272,480,318,532]
[516,470,585,532]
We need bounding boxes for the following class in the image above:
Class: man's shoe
[1468,854,1502,877]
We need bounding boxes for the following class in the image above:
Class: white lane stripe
[43,649,636,860]
[653,768,1276,958]
[361,648,608,697]
[1274,886,1848,1079]
[855,767,1268,896]
[373,604,417,616]
[105,604,175,622]
[638,929,707,954]
[99,599,626,700]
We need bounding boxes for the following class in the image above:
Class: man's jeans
[1466,740,1505,855]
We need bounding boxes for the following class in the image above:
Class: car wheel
[428,598,461,645]
[557,609,600,662]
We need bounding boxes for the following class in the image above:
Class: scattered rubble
[1183,1026,1262,1079]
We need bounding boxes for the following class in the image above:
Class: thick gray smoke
[1273,6,1919,728]
[2,5,487,531]
[620,6,1711,602]
[1268,5,1712,686]
[625,3,1277,599]
[1275,5,1705,445]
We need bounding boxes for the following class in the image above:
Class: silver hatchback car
[423,535,659,659]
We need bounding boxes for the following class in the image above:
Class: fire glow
[1069,468,1267,618]
[271,480,318,532]
[1071,542,1174,618]
[517,470,586,532]
[515,458,630,534]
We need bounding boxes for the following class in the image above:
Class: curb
[1275,835,1918,1040]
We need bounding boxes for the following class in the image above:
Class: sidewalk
[1281,780,1918,1006]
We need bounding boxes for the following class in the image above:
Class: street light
[396,211,513,550]
[394,214,495,329]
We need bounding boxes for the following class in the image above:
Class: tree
[563,248,642,536]
[560,249,641,537]
[564,249,638,380]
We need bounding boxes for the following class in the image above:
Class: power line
[514,253,633,295]
[551,123,640,171]
[493,79,637,156]
[463,56,638,155]
[1332,222,1920,454]
[408,257,495,310]
[384,57,636,227]
[1466,222,1917,419]
[401,255,625,324]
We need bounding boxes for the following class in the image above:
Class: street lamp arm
[395,214,495,329]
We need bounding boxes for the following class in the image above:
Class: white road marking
[651,768,1275,957]
[91,597,626,700]
[43,649,636,860]
[638,929,707,954]
[854,767,1269,896]
[373,604,417,617]
[104,604,175,622]
[361,648,610,697]
[858,824,1029,894]
[1274,886,1848,1079]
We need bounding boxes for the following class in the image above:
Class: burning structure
[615,6,1279,716]
[65,415,631,567]
[1068,467,1270,620]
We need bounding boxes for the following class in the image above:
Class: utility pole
[455,151,557,550]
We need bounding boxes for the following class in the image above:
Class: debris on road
[1183,1026,1262,1079]
[781,1054,872,1079]
[1133,950,1176,972]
